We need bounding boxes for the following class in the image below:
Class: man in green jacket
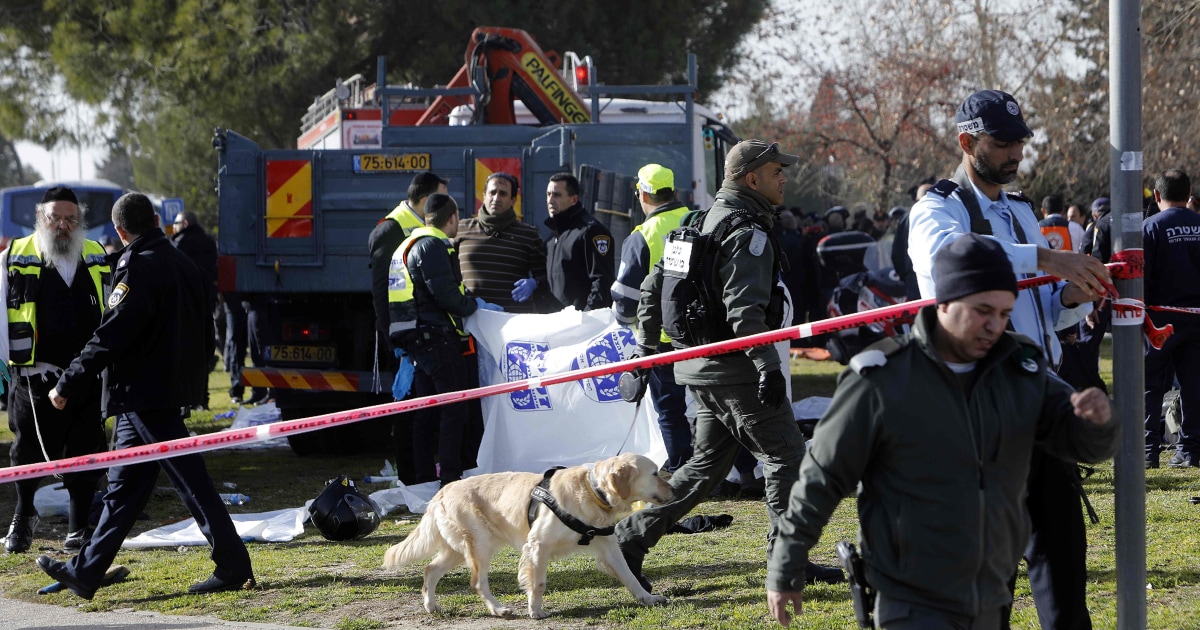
[619,139,842,591]
[766,233,1117,628]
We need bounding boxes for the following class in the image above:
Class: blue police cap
[955,90,1032,142]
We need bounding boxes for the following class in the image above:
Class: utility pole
[1109,0,1145,627]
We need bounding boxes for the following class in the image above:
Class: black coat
[1080,211,1112,263]
[368,219,405,339]
[543,204,615,311]
[171,223,218,312]
[57,229,209,415]
[401,232,478,335]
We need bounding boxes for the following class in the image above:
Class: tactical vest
[384,201,425,235]
[633,204,689,344]
[660,210,785,349]
[387,226,468,342]
[6,236,110,366]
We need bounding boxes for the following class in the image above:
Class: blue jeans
[650,353,693,472]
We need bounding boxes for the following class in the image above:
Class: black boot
[4,512,40,554]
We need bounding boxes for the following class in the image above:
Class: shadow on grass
[1083,566,1200,588]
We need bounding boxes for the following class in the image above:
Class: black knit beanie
[933,233,1018,304]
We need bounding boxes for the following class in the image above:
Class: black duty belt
[527,467,614,545]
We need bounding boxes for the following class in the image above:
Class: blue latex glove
[392,351,414,400]
[512,277,537,303]
[475,297,504,312]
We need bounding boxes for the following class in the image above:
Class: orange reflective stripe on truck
[241,367,386,392]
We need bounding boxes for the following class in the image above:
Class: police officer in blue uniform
[37,193,254,599]
[1143,169,1200,468]
[908,90,1112,630]
[544,173,615,311]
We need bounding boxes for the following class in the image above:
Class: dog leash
[615,396,642,456]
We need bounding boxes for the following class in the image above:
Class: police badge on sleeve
[593,235,611,256]
[108,283,129,308]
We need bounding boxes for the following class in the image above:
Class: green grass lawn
[0,338,1198,629]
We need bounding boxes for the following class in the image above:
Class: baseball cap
[955,90,1033,142]
[1091,197,1111,212]
[40,186,78,205]
[724,140,799,180]
[637,164,675,194]
[824,205,849,218]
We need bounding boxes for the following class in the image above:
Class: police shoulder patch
[108,282,129,309]
[593,235,611,256]
[849,349,887,375]
[928,179,959,199]
[749,229,768,256]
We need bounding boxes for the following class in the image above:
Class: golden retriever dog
[382,452,673,619]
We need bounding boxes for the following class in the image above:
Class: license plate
[265,345,336,363]
[354,153,431,173]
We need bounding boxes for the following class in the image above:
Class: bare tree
[718,0,1112,209]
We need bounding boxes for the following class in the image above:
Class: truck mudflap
[241,367,393,393]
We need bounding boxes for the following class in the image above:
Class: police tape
[0,263,1131,484]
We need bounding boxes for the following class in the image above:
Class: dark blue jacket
[57,229,209,415]
[544,204,615,311]
[1144,206,1200,308]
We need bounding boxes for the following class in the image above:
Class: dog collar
[527,467,615,546]
[585,469,614,510]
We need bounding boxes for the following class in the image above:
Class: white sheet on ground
[121,507,308,548]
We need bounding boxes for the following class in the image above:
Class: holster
[836,540,875,628]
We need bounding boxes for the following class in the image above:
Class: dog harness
[527,467,614,545]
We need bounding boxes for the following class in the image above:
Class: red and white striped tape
[0,263,1137,484]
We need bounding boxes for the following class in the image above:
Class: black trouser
[223,296,247,396]
[8,372,105,532]
[876,591,1007,630]
[1020,450,1091,630]
[1072,304,1110,393]
[244,296,272,400]
[62,408,252,589]
[409,334,481,484]
[1144,314,1200,459]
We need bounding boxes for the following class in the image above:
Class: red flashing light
[345,111,357,120]
[575,65,589,86]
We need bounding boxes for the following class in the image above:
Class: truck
[214,27,740,455]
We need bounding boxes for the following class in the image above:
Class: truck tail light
[281,321,331,342]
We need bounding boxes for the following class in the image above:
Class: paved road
[0,597,326,630]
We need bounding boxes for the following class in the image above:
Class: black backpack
[659,209,784,348]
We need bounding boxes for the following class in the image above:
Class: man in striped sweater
[454,172,550,313]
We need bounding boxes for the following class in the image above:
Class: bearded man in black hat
[0,186,110,553]
[768,233,1117,629]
